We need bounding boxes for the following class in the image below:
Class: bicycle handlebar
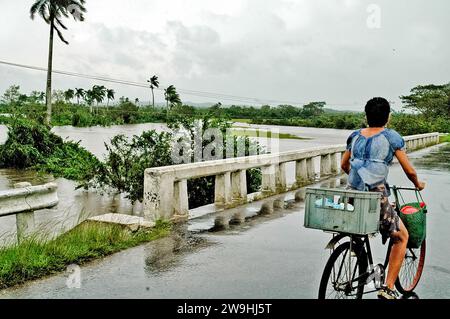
[391,186,421,192]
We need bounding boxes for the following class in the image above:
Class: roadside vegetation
[0,111,264,209]
[440,134,450,143]
[83,113,263,208]
[0,82,448,209]
[0,118,100,181]
[0,220,171,289]
[1,83,449,136]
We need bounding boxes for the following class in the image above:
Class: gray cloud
[0,0,449,110]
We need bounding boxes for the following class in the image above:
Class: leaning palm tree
[106,89,115,107]
[164,85,181,110]
[92,85,106,112]
[30,0,87,125]
[84,89,94,113]
[147,75,159,108]
[64,89,75,103]
[75,87,85,105]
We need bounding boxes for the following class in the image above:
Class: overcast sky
[0,0,449,110]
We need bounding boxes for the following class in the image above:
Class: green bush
[39,141,100,180]
[0,118,101,181]
[88,130,173,202]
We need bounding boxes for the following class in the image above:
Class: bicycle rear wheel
[318,241,368,299]
[395,238,426,294]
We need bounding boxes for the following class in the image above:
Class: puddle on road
[428,265,450,276]
[143,175,349,275]
[144,224,216,275]
[413,143,450,172]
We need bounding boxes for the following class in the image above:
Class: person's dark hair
[365,97,391,127]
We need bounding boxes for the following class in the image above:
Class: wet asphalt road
[1,144,449,299]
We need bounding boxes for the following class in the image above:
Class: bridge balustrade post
[306,157,315,182]
[215,172,232,207]
[174,179,189,218]
[406,140,412,151]
[330,153,339,174]
[231,170,247,204]
[261,164,276,195]
[143,170,175,222]
[320,154,331,177]
[295,159,308,186]
[275,162,287,192]
[14,182,35,244]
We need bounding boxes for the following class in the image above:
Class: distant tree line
[1,82,449,135]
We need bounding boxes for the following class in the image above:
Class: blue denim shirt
[346,128,405,193]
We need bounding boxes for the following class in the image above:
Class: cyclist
[340,97,426,299]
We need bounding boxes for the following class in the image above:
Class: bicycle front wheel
[395,238,426,294]
[318,241,368,299]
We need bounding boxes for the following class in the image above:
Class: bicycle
[304,186,427,299]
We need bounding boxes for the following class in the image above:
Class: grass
[0,220,171,289]
[439,134,450,143]
[230,128,310,140]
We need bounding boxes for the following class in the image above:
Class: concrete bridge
[143,133,441,222]
[1,132,439,240]
[0,182,58,242]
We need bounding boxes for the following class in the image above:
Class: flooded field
[0,123,351,242]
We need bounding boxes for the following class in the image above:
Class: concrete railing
[143,132,440,222]
[403,133,441,151]
[0,182,59,243]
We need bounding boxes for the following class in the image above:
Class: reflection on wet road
[1,143,449,299]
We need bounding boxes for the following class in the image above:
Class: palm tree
[106,89,115,107]
[30,0,87,125]
[64,89,75,103]
[85,89,94,113]
[92,85,106,112]
[147,75,159,108]
[75,88,85,105]
[30,91,46,104]
[164,85,181,110]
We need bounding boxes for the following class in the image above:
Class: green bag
[399,202,426,249]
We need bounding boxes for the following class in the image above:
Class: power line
[0,59,364,106]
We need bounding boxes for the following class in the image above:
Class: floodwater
[0,123,351,243]
[0,143,449,299]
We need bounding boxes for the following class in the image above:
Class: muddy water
[0,143,448,298]
[0,123,351,242]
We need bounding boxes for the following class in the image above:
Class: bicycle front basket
[304,188,381,235]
